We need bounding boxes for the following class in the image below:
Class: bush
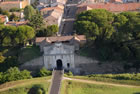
[9,8,21,12]
[28,84,46,94]
[65,71,73,76]
[37,67,52,77]
[0,67,32,84]
[87,73,140,81]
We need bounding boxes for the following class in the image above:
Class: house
[9,12,24,19]
[0,15,9,24]
[80,0,105,3]
[35,35,86,51]
[40,6,64,27]
[6,21,28,26]
[35,35,86,71]
[109,0,123,3]
[77,3,140,14]
[39,0,67,6]
[0,0,30,11]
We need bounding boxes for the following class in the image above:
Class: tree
[75,9,115,42]
[24,5,35,20]
[0,53,5,63]
[46,25,58,36]
[37,67,52,77]
[9,13,19,21]
[1,67,32,83]
[29,12,44,29]
[16,25,35,45]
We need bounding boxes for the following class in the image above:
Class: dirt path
[0,79,51,92]
[63,77,140,88]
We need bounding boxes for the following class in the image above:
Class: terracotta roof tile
[40,6,63,12]
[0,15,6,23]
[36,35,86,43]
[0,1,20,4]
[77,3,140,13]
[6,21,28,26]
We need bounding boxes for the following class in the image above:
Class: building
[35,35,86,70]
[40,6,64,27]
[0,15,9,24]
[43,43,75,70]
[35,35,86,51]
[6,21,28,26]
[0,0,30,11]
[77,3,140,14]
[39,0,67,6]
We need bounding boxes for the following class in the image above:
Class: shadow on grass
[133,93,140,94]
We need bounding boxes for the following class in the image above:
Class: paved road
[60,0,81,35]
[49,70,63,94]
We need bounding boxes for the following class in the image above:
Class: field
[61,80,140,94]
[0,77,51,94]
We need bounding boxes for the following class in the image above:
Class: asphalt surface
[60,0,81,35]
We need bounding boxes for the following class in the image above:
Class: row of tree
[0,25,35,47]
[74,9,140,62]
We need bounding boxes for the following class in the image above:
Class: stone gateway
[43,43,75,70]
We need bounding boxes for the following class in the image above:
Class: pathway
[63,77,140,88]
[49,70,64,94]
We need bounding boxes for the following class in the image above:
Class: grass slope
[19,45,42,64]
[68,76,140,86]
[61,80,140,94]
[0,77,51,94]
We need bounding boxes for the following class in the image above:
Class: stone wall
[20,54,124,74]
[20,56,44,71]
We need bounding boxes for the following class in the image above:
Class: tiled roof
[0,15,6,23]
[77,3,140,13]
[6,21,28,26]
[40,6,63,12]
[36,35,86,43]
[0,1,20,4]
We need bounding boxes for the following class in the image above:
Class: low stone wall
[20,54,124,74]
[20,56,44,71]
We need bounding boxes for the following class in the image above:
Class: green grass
[66,76,140,86]
[19,45,42,64]
[0,76,51,94]
[61,80,140,94]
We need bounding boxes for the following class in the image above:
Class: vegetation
[0,25,35,47]
[37,67,52,77]
[75,9,140,72]
[0,77,50,94]
[18,45,42,64]
[0,67,32,84]
[29,11,44,29]
[9,13,19,21]
[0,7,10,17]
[36,25,59,37]
[28,84,46,94]
[61,80,140,94]
[24,5,36,20]
[67,73,140,86]
[9,8,22,12]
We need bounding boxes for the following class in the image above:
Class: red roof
[0,1,20,4]
[36,35,86,43]
[6,21,28,26]
[40,6,63,12]
[0,15,6,23]
[77,3,140,13]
